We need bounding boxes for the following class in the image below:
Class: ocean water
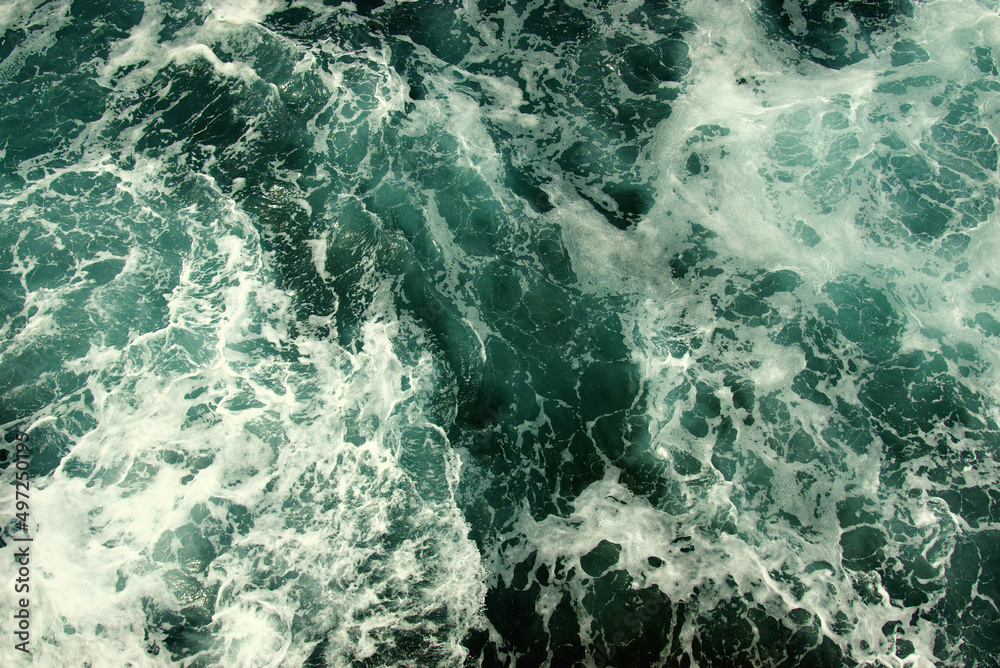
[1,0,999,666]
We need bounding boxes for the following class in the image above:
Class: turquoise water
[1,0,999,665]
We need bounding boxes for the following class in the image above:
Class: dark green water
[1,0,999,666]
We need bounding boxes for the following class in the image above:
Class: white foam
[0,142,484,663]
[4,0,998,665]
[208,0,283,27]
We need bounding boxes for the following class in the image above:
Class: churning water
[2,0,999,666]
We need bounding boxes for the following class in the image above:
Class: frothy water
[1,0,998,666]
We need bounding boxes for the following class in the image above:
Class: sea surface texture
[2,0,999,666]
